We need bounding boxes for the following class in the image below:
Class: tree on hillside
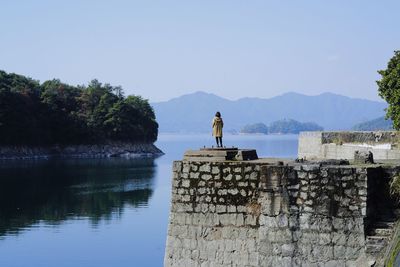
[104,96,158,143]
[377,50,400,130]
[0,71,43,144]
[41,79,83,143]
[0,70,159,145]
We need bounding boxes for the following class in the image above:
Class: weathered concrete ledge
[298,131,400,160]
[184,147,258,162]
[164,148,400,267]
[0,142,163,160]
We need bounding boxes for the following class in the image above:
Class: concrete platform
[298,131,400,160]
[183,147,258,161]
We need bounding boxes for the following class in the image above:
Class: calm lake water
[0,134,298,267]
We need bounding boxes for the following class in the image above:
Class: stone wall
[164,159,373,267]
[298,131,400,160]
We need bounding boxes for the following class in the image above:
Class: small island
[0,70,162,159]
[240,119,323,135]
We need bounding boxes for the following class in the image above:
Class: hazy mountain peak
[152,91,387,133]
[172,91,224,101]
[279,92,306,97]
[318,92,342,97]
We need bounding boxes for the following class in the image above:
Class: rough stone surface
[164,157,393,267]
[354,151,374,164]
[0,142,163,160]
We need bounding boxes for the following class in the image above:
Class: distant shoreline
[157,132,300,136]
[0,142,164,160]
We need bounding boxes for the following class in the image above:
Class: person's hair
[215,111,221,117]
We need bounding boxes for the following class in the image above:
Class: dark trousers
[215,137,223,147]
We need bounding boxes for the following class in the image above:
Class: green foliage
[377,50,400,130]
[240,123,268,134]
[268,119,323,134]
[0,70,158,145]
[0,71,44,145]
[352,116,393,131]
[385,226,400,267]
[103,96,158,142]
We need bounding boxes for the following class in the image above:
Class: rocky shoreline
[0,142,164,160]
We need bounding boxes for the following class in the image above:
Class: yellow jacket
[212,117,224,137]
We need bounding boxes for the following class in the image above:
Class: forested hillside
[0,71,158,145]
[241,119,323,134]
[352,117,393,131]
[268,119,323,134]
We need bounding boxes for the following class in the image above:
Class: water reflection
[0,158,156,237]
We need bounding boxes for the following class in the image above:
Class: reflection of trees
[0,158,156,237]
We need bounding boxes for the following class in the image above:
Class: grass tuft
[390,175,400,202]
[385,231,400,267]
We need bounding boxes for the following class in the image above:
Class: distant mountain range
[151,91,387,133]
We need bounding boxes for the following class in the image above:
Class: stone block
[219,214,235,226]
[201,174,212,181]
[244,214,258,226]
[173,161,182,172]
[236,213,244,226]
[181,179,190,188]
[354,150,374,164]
[217,189,227,196]
[228,188,239,195]
[238,181,248,187]
[211,166,220,174]
[245,166,253,172]
[199,163,211,172]
[325,260,345,267]
[298,171,308,179]
[224,174,233,181]
[190,172,200,179]
[250,172,258,180]
[227,205,236,213]
[345,246,362,260]
[281,244,294,257]
[181,194,191,202]
[240,189,247,197]
[302,164,320,171]
[216,205,226,213]
[248,252,259,266]
[183,163,191,173]
[237,205,246,213]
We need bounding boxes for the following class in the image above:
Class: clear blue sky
[1,0,399,102]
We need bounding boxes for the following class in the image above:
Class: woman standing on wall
[212,111,224,147]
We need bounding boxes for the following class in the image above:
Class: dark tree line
[0,70,158,145]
